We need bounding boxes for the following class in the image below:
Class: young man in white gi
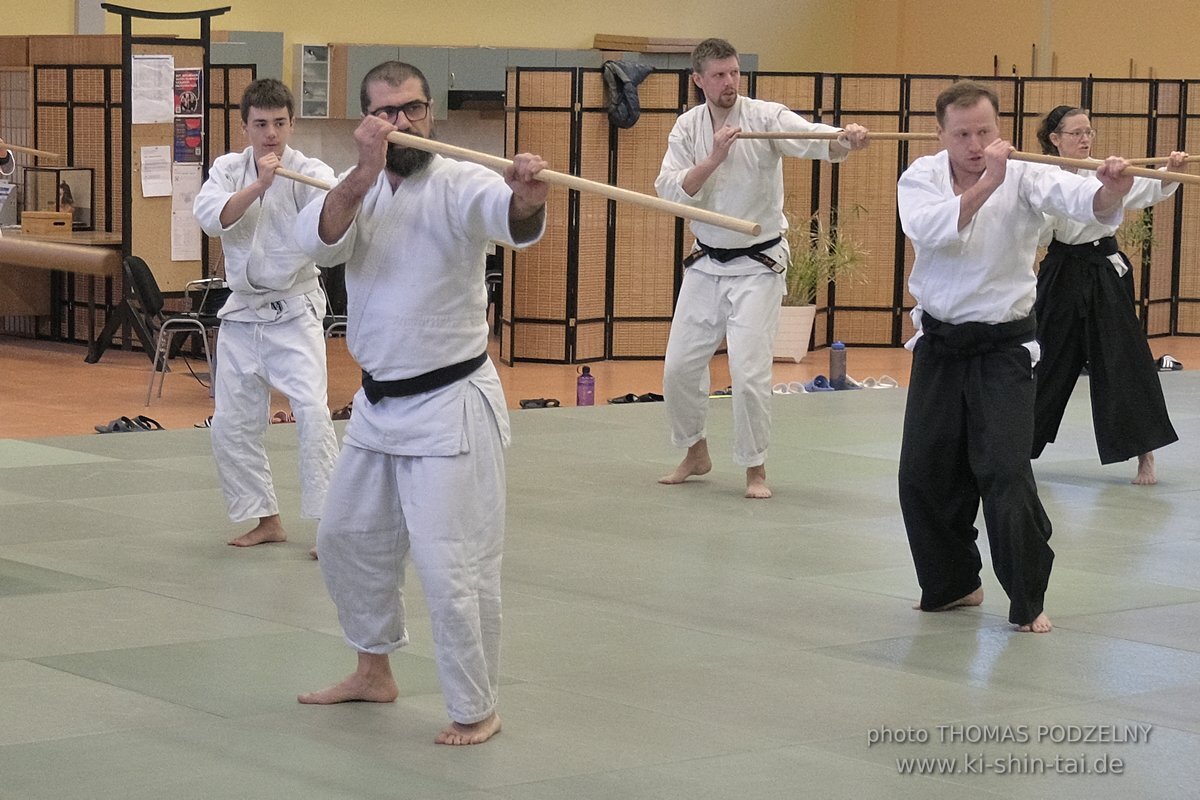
[654,37,869,499]
[193,79,339,552]
[294,61,547,746]
[896,81,1134,634]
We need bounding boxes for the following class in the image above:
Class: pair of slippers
[609,392,664,404]
[519,398,561,409]
[331,402,353,421]
[1157,355,1184,372]
[271,411,295,424]
[95,415,164,433]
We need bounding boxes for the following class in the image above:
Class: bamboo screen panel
[0,67,35,337]
[581,72,604,108]
[519,70,572,108]
[1019,79,1085,150]
[1179,100,1200,333]
[611,320,670,357]
[611,110,678,356]
[511,109,570,322]
[507,69,573,361]
[755,73,817,110]
[511,322,566,361]
[576,320,605,361]
[833,74,904,345]
[576,111,609,358]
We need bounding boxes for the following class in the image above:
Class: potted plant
[773,204,868,363]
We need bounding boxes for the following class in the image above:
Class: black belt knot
[682,235,783,272]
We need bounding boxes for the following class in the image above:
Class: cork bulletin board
[129,42,204,292]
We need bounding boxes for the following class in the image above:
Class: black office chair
[320,264,348,339]
[123,255,222,406]
[485,249,503,335]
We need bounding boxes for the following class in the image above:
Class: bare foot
[308,546,318,560]
[435,712,502,745]
[659,439,712,485]
[228,514,287,547]
[1132,452,1157,485]
[298,653,398,704]
[914,587,984,611]
[1017,612,1053,633]
[745,464,771,499]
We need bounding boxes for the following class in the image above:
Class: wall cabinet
[295,44,330,118]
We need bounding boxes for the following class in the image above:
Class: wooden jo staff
[1011,150,1200,187]
[274,167,334,190]
[275,136,761,236]
[1117,155,1196,168]
[0,236,121,277]
[0,141,62,160]
[736,131,939,141]
[384,131,761,236]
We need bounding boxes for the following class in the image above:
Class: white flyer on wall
[131,54,175,124]
[171,160,201,261]
[171,163,202,261]
[139,145,172,196]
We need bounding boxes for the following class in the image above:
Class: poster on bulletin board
[174,117,204,163]
[174,68,202,116]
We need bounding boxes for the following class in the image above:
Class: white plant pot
[772,304,817,363]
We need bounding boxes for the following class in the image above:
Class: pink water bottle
[576,365,595,406]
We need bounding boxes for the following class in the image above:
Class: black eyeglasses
[368,100,430,123]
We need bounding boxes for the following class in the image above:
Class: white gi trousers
[210,300,338,521]
[316,385,505,725]
[663,268,784,467]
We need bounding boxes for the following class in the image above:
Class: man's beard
[386,136,435,177]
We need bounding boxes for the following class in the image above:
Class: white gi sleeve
[763,103,841,163]
[897,159,965,249]
[294,190,359,266]
[1021,164,1120,227]
[193,153,258,237]
[654,118,713,208]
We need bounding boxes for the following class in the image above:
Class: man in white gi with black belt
[294,61,547,746]
[654,37,869,499]
[897,81,1134,633]
[193,79,339,553]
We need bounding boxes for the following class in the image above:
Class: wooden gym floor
[0,333,1197,440]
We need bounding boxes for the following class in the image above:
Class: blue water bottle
[576,365,595,406]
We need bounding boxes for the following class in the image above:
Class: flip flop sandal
[271,411,295,424]
[132,415,164,431]
[609,393,639,404]
[331,402,353,421]
[94,416,138,433]
[519,398,560,409]
[803,375,834,392]
[1157,355,1183,371]
[636,393,664,402]
[194,415,213,428]
[709,387,733,398]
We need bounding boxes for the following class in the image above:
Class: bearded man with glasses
[295,61,548,746]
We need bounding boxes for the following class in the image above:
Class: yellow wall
[11,0,1200,80]
[7,0,858,75]
[851,0,1200,79]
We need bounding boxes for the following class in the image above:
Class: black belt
[682,235,783,272]
[1048,236,1119,258]
[361,352,488,404]
[919,312,1036,358]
